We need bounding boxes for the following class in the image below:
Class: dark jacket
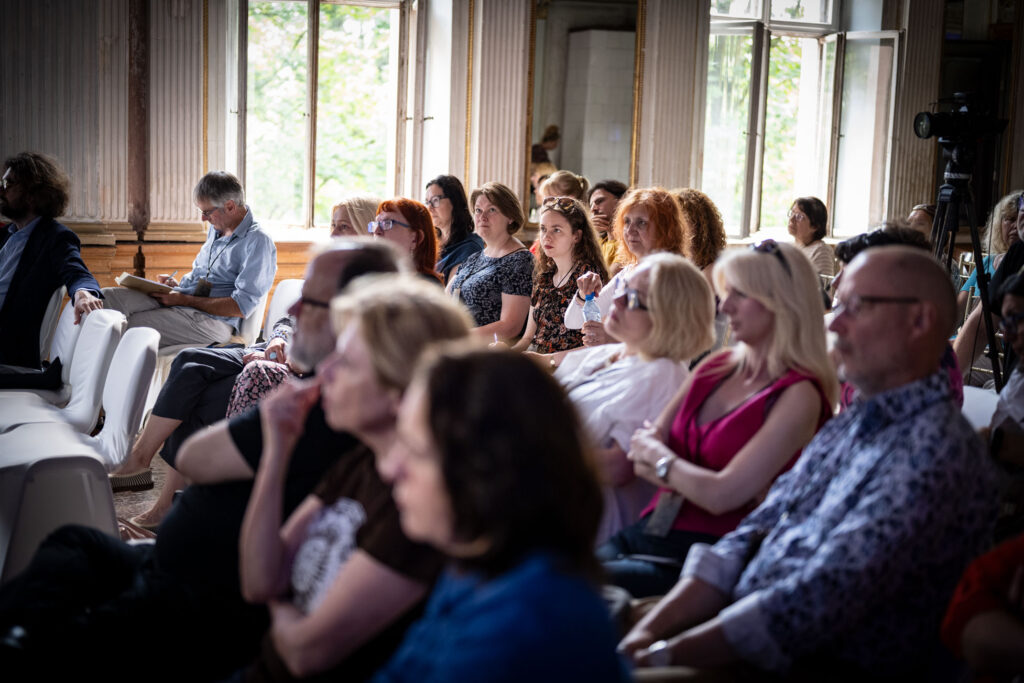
[0,218,101,368]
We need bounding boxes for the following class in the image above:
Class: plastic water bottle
[582,292,602,323]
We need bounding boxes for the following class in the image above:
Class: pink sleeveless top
[639,352,832,537]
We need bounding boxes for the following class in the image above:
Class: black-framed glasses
[297,295,331,310]
[424,195,448,209]
[832,294,920,319]
[1000,310,1024,337]
[750,239,791,277]
[541,196,580,216]
[368,217,412,233]
[614,278,649,311]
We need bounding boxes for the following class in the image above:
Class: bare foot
[130,504,170,530]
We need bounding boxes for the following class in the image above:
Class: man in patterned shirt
[621,246,999,678]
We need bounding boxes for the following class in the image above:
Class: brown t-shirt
[245,445,443,682]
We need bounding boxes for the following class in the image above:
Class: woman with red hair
[564,187,688,347]
[370,198,443,283]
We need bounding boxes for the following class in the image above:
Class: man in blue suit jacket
[0,152,103,373]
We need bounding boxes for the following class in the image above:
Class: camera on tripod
[913,92,1006,143]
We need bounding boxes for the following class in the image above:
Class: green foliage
[246,2,392,226]
[759,36,803,231]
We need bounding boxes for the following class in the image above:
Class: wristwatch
[654,454,676,482]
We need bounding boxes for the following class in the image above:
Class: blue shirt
[373,552,630,682]
[683,371,998,676]
[0,218,40,310]
[959,254,996,298]
[176,208,276,329]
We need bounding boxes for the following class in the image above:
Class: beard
[0,196,28,222]
[288,329,335,374]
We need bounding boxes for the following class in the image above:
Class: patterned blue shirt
[176,208,276,329]
[683,371,998,675]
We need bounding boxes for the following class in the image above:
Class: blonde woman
[556,253,715,544]
[539,170,589,203]
[597,240,838,597]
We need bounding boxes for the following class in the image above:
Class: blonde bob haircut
[711,242,839,404]
[986,190,1023,254]
[333,195,382,236]
[330,274,474,392]
[633,253,715,363]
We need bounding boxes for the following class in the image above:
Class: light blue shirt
[176,208,276,331]
[0,217,40,311]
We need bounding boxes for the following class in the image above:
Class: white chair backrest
[263,279,303,340]
[94,328,159,468]
[38,285,67,360]
[962,386,1000,431]
[61,309,126,433]
[237,292,270,347]
[48,302,83,383]
[0,453,117,583]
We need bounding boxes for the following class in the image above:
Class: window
[244,1,404,230]
[703,1,898,238]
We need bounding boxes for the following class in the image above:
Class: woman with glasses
[446,182,533,341]
[424,175,483,284]
[369,198,443,283]
[597,240,837,597]
[237,276,472,680]
[502,196,608,358]
[565,187,688,347]
[374,347,629,682]
[787,196,835,277]
[555,253,715,544]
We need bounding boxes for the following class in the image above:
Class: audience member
[621,246,997,678]
[447,182,533,341]
[673,188,727,280]
[539,170,588,202]
[0,240,407,680]
[788,196,834,277]
[556,253,715,544]
[566,187,687,346]
[328,196,380,238]
[0,152,103,382]
[589,179,629,270]
[907,202,937,239]
[235,275,471,680]
[987,268,1024,462]
[372,347,629,682]
[957,190,1022,321]
[941,533,1024,679]
[599,241,836,597]
[369,198,442,283]
[102,171,277,348]
[531,124,560,164]
[506,196,607,357]
[425,175,483,284]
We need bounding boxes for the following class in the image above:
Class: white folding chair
[0,437,117,583]
[0,309,126,433]
[38,285,66,361]
[2,301,84,406]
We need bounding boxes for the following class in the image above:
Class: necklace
[553,260,577,289]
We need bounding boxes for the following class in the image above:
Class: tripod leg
[966,199,1004,390]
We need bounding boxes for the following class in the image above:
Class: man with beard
[0,152,103,379]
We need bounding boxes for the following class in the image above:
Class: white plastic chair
[263,279,303,340]
[2,301,84,406]
[962,385,1000,431]
[0,309,125,433]
[38,285,66,361]
[0,435,118,583]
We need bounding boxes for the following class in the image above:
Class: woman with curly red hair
[370,198,443,283]
[564,187,688,347]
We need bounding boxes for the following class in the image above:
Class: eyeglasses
[1000,310,1024,337]
[1,170,14,191]
[541,196,581,216]
[787,210,807,222]
[424,195,448,209]
[614,278,649,311]
[297,295,331,310]
[750,239,791,278]
[368,217,412,233]
[200,206,222,220]
[832,294,920,319]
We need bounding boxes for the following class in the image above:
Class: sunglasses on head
[750,239,792,278]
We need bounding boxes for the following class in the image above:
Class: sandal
[109,468,153,493]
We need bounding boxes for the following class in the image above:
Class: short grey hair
[193,171,245,207]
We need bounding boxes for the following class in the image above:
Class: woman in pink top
[596,240,838,597]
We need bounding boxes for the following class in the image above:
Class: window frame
[236,0,409,231]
